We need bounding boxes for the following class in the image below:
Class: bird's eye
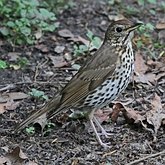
[115,27,123,33]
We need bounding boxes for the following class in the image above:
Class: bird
[15,19,142,148]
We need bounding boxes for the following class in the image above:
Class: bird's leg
[93,116,112,138]
[88,109,110,148]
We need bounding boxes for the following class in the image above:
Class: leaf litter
[111,93,165,140]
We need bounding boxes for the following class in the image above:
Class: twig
[0,84,16,92]
[126,150,165,165]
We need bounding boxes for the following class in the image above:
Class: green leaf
[137,0,144,6]
[26,127,35,134]
[42,95,48,101]
[0,60,8,69]
[86,30,94,41]
[147,0,156,4]
[0,27,9,36]
[146,23,154,31]
[91,37,102,49]
[39,8,56,20]
[137,40,143,48]
[29,88,48,100]
[20,27,31,36]
[79,45,88,52]
[149,9,156,15]
[6,21,15,28]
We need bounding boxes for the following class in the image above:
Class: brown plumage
[15,19,141,148]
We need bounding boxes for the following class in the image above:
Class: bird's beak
[126,23,143,32]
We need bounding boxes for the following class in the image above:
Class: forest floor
[0,0,165,164]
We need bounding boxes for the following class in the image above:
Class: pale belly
[83,63,134,108]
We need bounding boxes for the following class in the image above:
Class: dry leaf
[0,100,20,114]
[64,52,72,61]
[35,44,49,53]
[95,108,111,123]
[58,29,74,38]
[34,29,42,39]
[48,55,68,68]
[6,147,28,164]
[8,52,21,61]
[158,30,165,45]
[58,29,90,46]
[0,103,6,114]
[114,102,145,123]
[122,107,145,124]
[142,94,165,136]
[54,45,65,54]
[135,72,156,85]
[111,103,123,122]
[0,92,28,103]
[134,52,148,74]
[68,36,90,46]
[156,22,165,30]
[108,14,125,21]
[0,156,11,165]
[9,92,28,101]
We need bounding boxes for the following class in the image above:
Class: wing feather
[60,42,118,107]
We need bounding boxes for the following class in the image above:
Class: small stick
[126,150,165,165]
[0,84,16,92]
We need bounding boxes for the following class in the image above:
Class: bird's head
[105,19,142,45]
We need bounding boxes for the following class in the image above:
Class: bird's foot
[98,130,113,138]
[93,116,112,138]
[99,141,111,149]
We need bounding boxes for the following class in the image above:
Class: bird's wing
[60,42,118,107]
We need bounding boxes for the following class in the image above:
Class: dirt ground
[0,0,165,165]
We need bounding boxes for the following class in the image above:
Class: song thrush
[15,19,141,148]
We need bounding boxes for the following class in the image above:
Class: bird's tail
[15,95,62,132]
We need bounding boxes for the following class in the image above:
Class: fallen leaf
[35,44,49,53]
[0,100,20,114]
[68,36,90,46]
[6,146,28,164]
[58,29,90,46]
[114,102,145,124]
[64,52,72,61]
[142,94,165,137]
[0,92,29,103]
[0,103,6,114]
[8,52,21,61]
[146,59,164,68]
[122,106,145,124]
[58,29,74,38]
[111,103,123,122]
[134,72,156,85]
[156,22,165,30]
[1,146,9,152]
[48,55,68,68]
[158,30,165,45]
[95,108,111,123]
[34,29,42,39]
[108,14,125,21]
[134,52,148,74]
[54,45,65,54]
[0,156,11,165]
[5,100,20,110]
[134,52,157,85]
